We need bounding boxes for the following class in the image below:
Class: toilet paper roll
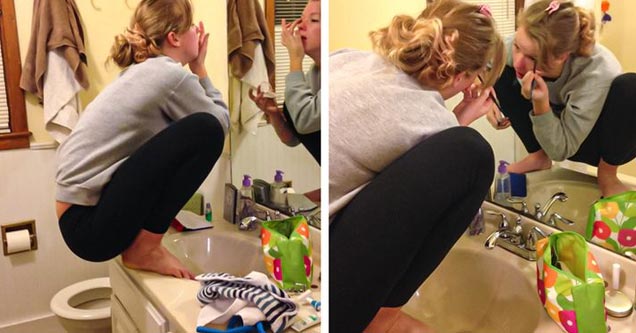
[6,229,31,254]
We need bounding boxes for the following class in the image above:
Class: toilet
[50,277,112,333]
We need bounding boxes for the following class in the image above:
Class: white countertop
[112,220,321,333]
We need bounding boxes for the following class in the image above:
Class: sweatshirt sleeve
[165,73,230,135]
[284,71,321,134]
[530,85,609,161]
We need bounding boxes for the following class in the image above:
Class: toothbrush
[306,297,321,312]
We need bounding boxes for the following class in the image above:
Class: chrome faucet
[238,210,278,231]
[485,214,522,248]
[547,212,575,227]
[534,192,568,220]
[484,211,549,261]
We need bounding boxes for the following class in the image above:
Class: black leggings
[329,127,494,333]
[58,113,225,262]
[283,103,320,164]
[494,67,636,166]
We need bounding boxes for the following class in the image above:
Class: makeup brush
[530,61,537,100]
[478,75,505,125]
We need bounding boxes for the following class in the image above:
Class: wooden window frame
[0,0,30,150]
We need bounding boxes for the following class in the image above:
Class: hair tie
[478,4,492,17]
[545,1,560,15]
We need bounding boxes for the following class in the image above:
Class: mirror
[482,0,636,258]
[227,0,320,225]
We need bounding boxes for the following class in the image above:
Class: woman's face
[179,24,200,62]
[298,1,321,60]
[512,26,566,79]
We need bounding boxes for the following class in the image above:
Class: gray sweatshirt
[505,35,622,161]
[329,49,459,216]
[56,56,229,205]
[284,64,320,135]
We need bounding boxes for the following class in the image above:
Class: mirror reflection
[228,0,320,226]
[484,0,636,258]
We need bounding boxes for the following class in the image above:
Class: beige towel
[20,0,88,100]
[227,0,275,87]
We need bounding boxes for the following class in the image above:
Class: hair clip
[478,4,492,17]
[545,1,560,15]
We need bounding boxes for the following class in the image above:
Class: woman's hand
[281,18,304,70]
[484,89,511,129]
[453,84,494,126]
[249,86,279,115]
[520,70,550,115]
[189,21,209,78]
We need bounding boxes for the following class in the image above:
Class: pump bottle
[270,170,288,207]
[237,175,255,221]
[494,160,511,205]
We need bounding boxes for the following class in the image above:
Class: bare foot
[122,230,195,279]
[364,307,435,333]
[508,150,552,174]
[598,159,632,198]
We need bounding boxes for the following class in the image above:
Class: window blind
[274,0,313,107]
[0,39,9,134]
[464,0,516,37]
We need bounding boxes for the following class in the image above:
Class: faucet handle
[485,210,509,230]
[511,215,523,234]
[507,198,529,214]
[525,226,549,251]
[548,212,575,226]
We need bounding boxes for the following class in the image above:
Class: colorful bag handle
[536,232,607,333]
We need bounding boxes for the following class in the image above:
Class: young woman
[55,0,229,279]
[329,1,504,331]
[250,0,321,164]
[489,0,636,197]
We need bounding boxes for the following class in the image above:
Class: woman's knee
[433,127,494,167]
[179,113,225,146]
[609,73,636,99]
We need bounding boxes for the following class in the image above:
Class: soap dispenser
[270,170,288,207]
[237,175,255,221]
[494,160,511,205]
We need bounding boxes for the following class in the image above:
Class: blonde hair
[370,0,505,89]
[109,0,194,68]
[518,0,595,67]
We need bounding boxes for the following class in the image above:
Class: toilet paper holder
[1,220,37,256]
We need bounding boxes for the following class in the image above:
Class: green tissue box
[182,193,204,215]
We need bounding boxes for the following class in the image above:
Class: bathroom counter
[480,201,636,333]
[109,220,321,333]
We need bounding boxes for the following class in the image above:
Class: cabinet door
[109,261,168,333]
[111,296,140,333]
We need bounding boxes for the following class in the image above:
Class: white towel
[43,49,82,143]
[196,271,298,333]
[229,42,270,135]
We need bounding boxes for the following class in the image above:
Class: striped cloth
[196,271,298,333]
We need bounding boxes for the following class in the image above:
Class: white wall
[0,149,108,327]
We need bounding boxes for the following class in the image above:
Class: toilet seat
[51,277,111,321]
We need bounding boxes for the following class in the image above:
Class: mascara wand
[530,61,537,100]
[478,75,505,125]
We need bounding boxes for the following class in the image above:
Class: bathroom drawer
[109,261,168,333]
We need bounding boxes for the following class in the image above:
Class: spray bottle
[494,160,511,205]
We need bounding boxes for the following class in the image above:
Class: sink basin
[403,246,542,333]
[163,225,267,276]
[526,179,601,234]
